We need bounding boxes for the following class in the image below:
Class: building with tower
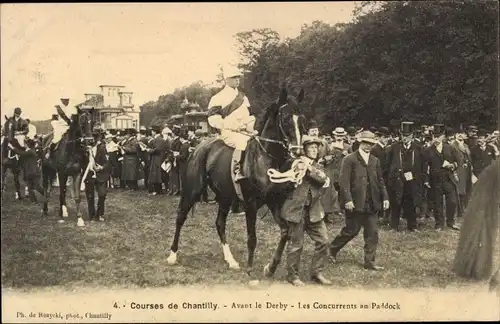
[76,85,139,130]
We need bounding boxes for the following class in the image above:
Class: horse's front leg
[72,174,85,227]
[58,173,68,223]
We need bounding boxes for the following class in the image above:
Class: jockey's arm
[207,106,225,130]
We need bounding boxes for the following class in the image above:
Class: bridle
[65,111,94,145]
[253,103,302,160]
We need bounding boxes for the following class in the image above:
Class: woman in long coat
[147,125,167,194]
[121,128,140,190]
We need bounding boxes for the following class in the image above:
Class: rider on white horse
[207,65,256,181]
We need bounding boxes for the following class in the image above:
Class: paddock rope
[267,157,312,186]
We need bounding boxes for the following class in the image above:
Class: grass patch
[1,174,475,291]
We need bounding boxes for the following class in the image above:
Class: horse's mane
[453,159,500,280]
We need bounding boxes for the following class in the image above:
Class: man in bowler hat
[423,124,462,231]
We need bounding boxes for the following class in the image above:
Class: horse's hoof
[57,219,65,224]
[77,218,85,227]
[263,263,273,278]
[166,252,177,265]
[62,205,68,217]
[228,262,240,270]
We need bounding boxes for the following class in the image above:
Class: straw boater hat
[302,135,322,146]
[332,127,347,136]
[357,130,378,144]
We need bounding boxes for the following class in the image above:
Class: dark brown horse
[166,87,307,280]
[1,116,24,199]
[453,159,499,292]
[40,108,95,226]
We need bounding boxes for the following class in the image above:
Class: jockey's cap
[223,65,242,79]
[302,135,322,147]
[13,107,22,115]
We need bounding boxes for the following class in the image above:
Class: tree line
[141,0,498,132]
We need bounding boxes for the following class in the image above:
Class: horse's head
[258,87,307,159]
[74,108,95,147]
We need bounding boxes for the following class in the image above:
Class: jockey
[8,107,29,147]
[49,98,78,156]
[207,64,256,182]
[25,117,37,139]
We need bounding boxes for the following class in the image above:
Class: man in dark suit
[423,124,462,231]
[471,129,497,177]
[371,126,390,224]
[329,130,390,271]
[8,138,45,203]
[84,128,112,222]
[386,122,426,232]
[281,135,332,286]
[146,125,167,195]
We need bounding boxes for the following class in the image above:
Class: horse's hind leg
[489,268,499,293]
[1,165,7,192]
[244,202,258,276]
[72,174,85,227]
[167,184,202,265]
[264,202,289,278]
[215,200,240,269]
[13,167,21,199]
[58,173,69,223]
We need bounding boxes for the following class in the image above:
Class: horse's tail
[453,160,500,280]
[178,138,217,217]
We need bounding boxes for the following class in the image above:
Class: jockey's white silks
[207,85,255,151]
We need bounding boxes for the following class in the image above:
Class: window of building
[108,89,111,96]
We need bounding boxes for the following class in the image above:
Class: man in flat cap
[330,130,389,271]
[423,124,462,231]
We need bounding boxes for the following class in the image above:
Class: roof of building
[99,85,125,88]
[76,94,104,108]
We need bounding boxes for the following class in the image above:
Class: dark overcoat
[386,141,427,207]
[121,136,140,181]
[281,160,329,223]
[148,135,167,184]
[338,151,389,213]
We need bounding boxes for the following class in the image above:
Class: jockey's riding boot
[233,149,246,182]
